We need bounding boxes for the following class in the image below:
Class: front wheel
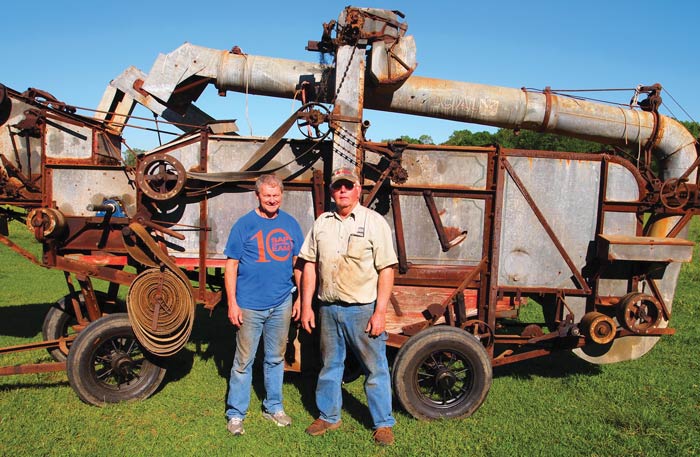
[392,325,492,420]
[66,313,167,405]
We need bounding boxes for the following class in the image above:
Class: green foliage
[444,128,604,152]
[681,120,700,140]
[122,147,146,167]
[444,130,497,147]
[384,134,435,145]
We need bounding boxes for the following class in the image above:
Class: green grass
[1,219,699,456]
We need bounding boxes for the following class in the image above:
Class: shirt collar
[332,202,362,221]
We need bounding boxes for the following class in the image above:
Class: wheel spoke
[125,339,138,355]
[96,367,115,381]
[452,367,470,377]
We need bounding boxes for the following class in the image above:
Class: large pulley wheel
[66,313,167,405]
[296,103,330,140]
[659,178,690,210]
[136,153,186,201]
[616,292,663,334]
[127,268,195,357]
[392,325,492,420]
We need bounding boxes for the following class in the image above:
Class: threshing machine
[1,7,698,420]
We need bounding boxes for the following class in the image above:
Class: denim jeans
[316,301,395,429]
[225,295,293,420]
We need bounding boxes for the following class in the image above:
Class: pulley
[579,312,617,345]
[616,292,663,335]
[26,207,67,241]
[135,153,186,201]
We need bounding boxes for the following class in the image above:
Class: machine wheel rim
[414,349,474,409]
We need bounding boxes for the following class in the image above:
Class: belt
[319,300,372,307]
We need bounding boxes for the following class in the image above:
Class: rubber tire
[392,325,492,420]
[42,292,121,362]
[42,295,80,362]
[66,313,167,406]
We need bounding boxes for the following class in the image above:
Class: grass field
[1,219,699,457]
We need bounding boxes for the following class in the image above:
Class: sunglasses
[330,181,356,191]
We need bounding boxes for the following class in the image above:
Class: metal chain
[330,44,357,106]
[312,24,365,167]
[331,124,363,166]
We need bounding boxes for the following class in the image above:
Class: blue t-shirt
[224,209,303,310]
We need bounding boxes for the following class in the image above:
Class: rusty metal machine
[1,7,698,419]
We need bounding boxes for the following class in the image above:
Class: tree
[444,128,605,153]
[123,147,146,167]
[681,121,700,140]
[444,130,495,147]
[383,134,434,145]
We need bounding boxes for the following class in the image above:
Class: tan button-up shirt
[299,203,398,304]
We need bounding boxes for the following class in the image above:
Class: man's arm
[365,266,395,337]
[291,256,302,321]
[224,258,243,327]
[300,260,317,334]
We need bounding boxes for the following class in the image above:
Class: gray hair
[255,174,284,193]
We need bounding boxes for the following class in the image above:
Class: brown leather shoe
[305,418,342,436]
[372,427,394,446]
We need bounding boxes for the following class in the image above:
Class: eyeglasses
[330,182,356,191]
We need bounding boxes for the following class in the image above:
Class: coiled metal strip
[127,268,195,356]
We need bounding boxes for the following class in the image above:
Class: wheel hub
[111,351,134,377]
[435,366,457,391]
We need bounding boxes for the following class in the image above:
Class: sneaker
[227,417,245,436]
[372,427,394,446]
[305,418,342,436]
[262,410,292,427]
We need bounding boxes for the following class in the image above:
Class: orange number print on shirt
[252,229,293,263]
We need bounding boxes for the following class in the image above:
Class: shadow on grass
[0,380,69,391]
[0,302,53,338]
[164,305,380,427]
[492,349,602,380]
[159,305,236,388]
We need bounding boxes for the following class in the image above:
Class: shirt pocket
[346,235,370,260]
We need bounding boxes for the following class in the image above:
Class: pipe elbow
[654,116,698,181]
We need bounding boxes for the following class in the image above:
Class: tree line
[393,120,700,153]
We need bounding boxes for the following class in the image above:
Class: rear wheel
[42,292,122,361]
[66,313,166,405]
[42,295,80,362]
[392,325,492,420]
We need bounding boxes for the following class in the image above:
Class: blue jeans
[225,296,292,420]
[316,302,395,429]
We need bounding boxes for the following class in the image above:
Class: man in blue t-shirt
[223,174,303,436]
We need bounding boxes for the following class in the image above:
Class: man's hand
[292,296,301,321]
[301,307,315,334]
[365,311,386,337]
[228,302,243,327]
[300,260,317,334]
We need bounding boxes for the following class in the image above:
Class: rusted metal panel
[50,167,136,217]
[497,155,604,289]
[44,119,94,160]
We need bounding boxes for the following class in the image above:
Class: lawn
[0,219,699,456]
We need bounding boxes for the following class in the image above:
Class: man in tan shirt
[299,167,397,446]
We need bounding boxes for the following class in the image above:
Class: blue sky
[3,0,698,150]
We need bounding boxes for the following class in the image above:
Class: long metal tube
[142,43,697,203]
